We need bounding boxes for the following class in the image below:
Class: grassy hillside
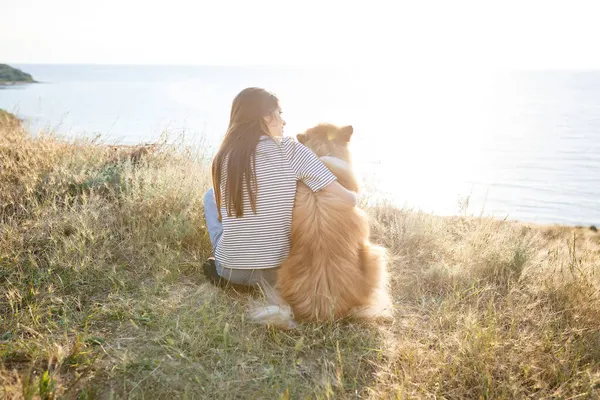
[1,113,599,399]
[0,109,20,123]
[0,64,36,84]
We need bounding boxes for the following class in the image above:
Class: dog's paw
[351,305,395,323]
[248,305,298,330]
[351,289,395,323]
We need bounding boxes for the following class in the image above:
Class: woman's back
[215,136,336,270]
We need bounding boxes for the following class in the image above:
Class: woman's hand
[319,156,360,193]
[321,181,358,206]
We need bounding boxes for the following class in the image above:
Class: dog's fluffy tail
[248,279,298,330]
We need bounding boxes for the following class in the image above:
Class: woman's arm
[319,156,360,193]
[321,180,358,206]
[285,139,357,206]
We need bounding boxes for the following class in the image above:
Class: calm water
[1,65,599,226]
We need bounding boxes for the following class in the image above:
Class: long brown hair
[212,87,280,219]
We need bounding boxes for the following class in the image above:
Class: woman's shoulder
[257,135,297,150]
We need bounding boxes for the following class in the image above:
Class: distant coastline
[0,64,36,85]
[0,81,34,86]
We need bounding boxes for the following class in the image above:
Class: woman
[203,87,356,287]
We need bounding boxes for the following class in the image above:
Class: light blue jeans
[203,188,278,286]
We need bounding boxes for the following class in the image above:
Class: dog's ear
[296,133,306,144]
[339,125,354,142]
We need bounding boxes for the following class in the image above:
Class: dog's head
[296,124,353,162]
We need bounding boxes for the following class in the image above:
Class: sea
[1,64,599,226]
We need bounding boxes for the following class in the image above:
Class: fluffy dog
[251,124,391,327]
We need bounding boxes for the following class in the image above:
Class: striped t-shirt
[214,135,337,270]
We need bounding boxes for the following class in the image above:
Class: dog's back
[277,182,376,320]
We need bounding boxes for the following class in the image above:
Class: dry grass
[1,112,599,399]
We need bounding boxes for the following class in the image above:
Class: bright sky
[2,0,600,67]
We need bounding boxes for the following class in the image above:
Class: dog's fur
[250,124,391,327]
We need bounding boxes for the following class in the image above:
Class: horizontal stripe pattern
[215,136,336,270]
